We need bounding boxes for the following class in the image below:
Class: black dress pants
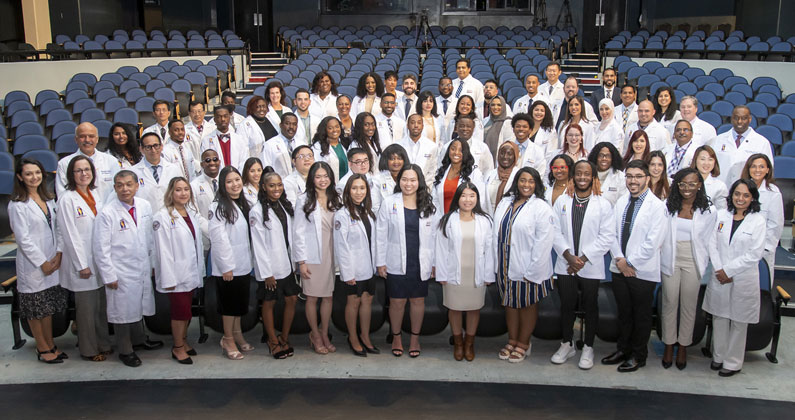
[557,275,600,347]
[611,273,656,361]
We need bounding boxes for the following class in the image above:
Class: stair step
[252,52,284,58]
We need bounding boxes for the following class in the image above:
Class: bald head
[637,100,655,125]
[75,122,99,156]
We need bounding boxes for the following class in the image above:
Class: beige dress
[302,206,335,297]
[443,219,486,311]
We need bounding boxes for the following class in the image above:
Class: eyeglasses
[72,168,92,174]
[626,174,647,181]
[551,165,568,170]
[351,159,369,165]
[440,83,453,88]
[203,157,220,163]
[677,182,700,189]
[142,143,162,151]
[295,153,313,160]
[597,153,612,159]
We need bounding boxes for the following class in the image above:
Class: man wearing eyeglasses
[56,122,120,202]
[191,149,221,257]
[130,132,181,212]
[603,159,666,373]
[663,120,698,177]
[336,147,380,210]
[436,77,457,127]
[376,92,405,147]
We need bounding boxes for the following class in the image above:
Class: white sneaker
[551,341,576,364]
[579,345,594,370]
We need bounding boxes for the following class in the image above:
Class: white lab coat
[493,196,554,283]
[249,202,294,281]
[661,110,683,135]
[351,95,382,119]
[309,93,338,118]
[512,92,551,115]
[614,103,639,136]
[515,138,549,179]
[161,140,198,180]
[371,171,396,212]
[430,166,486,213]
[57,190,103,292]
[660,206,717,278]
[419,115,445,144]
[190,174,217,252]
[207,201,252,276]
[483,167,518,215]
[540,80,566,122]
[283,171,307,208]
[375,113,406,147]
[441,118,485,146]
[184,119,216,162]
[398,135,439,188]
[558,119,598,151]
[311,141,347,183]
[201,129,250,171]
[92,198,154,324]
[9,198,61,294]
[242,183,259,208]
[609,191,667,282]
[662,141,698,174]
[261,134,297,179]
[452,75,486,118]
[598,169,627,207]
[295,111,321,146]
[594,119,626,153]
[238,115,270,158]
[348,137,383,168]
[552,193,616,279]
[703,210,766,323]
[435,212,495,287]
[333,207,376,282]
[709,127,775,186]
[375,193,437,280]
[625,119,671,153]
[336,171,382,211]
[292,194,332,265]
[56,150,119,203]
[130,160,182,212]
[704,176,728,211]
[152,208,204,293]
[689,116,717,148]
[143,122,170,144]
[758,181,784,285]
[435,95,457,126]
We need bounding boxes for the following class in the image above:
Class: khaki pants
[661,241,701,346]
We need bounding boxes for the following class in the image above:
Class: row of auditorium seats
[606,29,795,62]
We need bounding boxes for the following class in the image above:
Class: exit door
[233,0,273,52]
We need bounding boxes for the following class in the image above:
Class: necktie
[442,99,449,115]
[622,107,630,130]
[455,81,463,98]
[282,136,293,152]
[197,124,203,135]
[160,127,166,140]
[404,99,412,118]
[212,178,218,193]
[387,118,393,139]
[548,84,554,95]
[669,145,686,177]
[735,133,743,148]
[128,207,137,226]
[621,197,638,254]
[151,165,160,183]
[219,133,230,141]
[178,145,189,179]
[606,88,612,99]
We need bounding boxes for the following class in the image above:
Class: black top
[404,208,420,278]
[571,195,590,255]
[730,217,743,242]
[254,116,278,140]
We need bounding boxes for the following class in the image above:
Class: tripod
[413,11,437,52]
[556,0,573,28]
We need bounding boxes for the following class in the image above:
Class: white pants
[712,316,748,371]
[661,241,701,346]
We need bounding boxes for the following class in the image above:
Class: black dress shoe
[718,368,741,377]
[348,338,367,357]
[133,339,164,351]
[617,357,646,372]
[661,359,672,369]
[119,352,142,367]
[601,350,628,365]
[364,345,380,355]
[676,360,687,370]
[186,348,197,356]
[710,361,723,371]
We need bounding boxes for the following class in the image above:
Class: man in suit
[590,67,621,119]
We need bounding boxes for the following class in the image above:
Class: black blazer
[590,87,621,120]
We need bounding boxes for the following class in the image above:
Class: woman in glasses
[283,145,315,208]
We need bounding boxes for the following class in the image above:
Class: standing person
[334,174,379,357]
[436,183,494,361]
[142,100,172,143]
[208,166,255,360]
[560,123,589,162]
[131,133,182,212]
[312,116,349,183]
[703,179,766,377]
[679,96,716,148]
[284,145,314,207]
[375,93,405,147]
[622,130,651,167]
[444,116,494,176]
[709,105,775,186]
[602,160,667,372]
[483,96,513,157]
[396,74,419,121]
[162,119,198,181]
[220,91,246,129]
[589,67,621,112]
[58,156,111,362]
[399,114,439,187]
[376,164,437,358]
[588,142,627,206]
[624,100,671,153]
[556,86,597,145]
[527,102,559,164]
[652,87,681,135]
[741,154,784,287]
[593,99,625,152]
[351,72,384,118]
[550,160,614,369]
[436,76,457,126]
[239,96,278,158]
[265,81,289,126]
[336,95,355,139]
[293,89,320,145]
[183,101,216,162]
[663,120,698,177]
[483,141,521,215]
[372,143,409,208]
[93,170,156,367]
[201,106,249,171]
[416,90,444,143]
[10,158,66,363]
[262,113,301,179]
[513,74,550,115]
[293,162,343,354]
[383,71,404,102]
[56,122,119,202]
[191,149,221,259]
[152,177,204,365]
[250,169,299,359]
[107,123,141,169]
[546,154,574,205]
[451,58,485,118]
[337,148,380,210]
[691,145,729,211]
[539,62,565,119]
[614,85,639,136]
[349,112,384,169]
[309,71,339,118]
[648,151,671,200]
[432,138,484,214]
[241,157,264,207]
[493,167,554,363]
[660,168,716,370]
[442,95,484,145]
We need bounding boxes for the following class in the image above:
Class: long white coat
[493,196,554,283]
[57,190,103,292]
[351,95,382,119]
[201,129,250,172]
[190,174,217,252]
[9,199,61,294]
[92,198,154,324]
[292,194,331,265]
[371,170,396,212]
[375,193,436,280]
[709,127,774,186]
[152,208,204,293]
[333,207,376,282]
[435,212,495,286]
[261,134,297,179]
[250,202,293,281]
[660,206,717,278]
[283,171,307,208]
[311,141,345,183]
[704,176,729,211]
[609,191,667,282]
[56,150,119,203]
[207,201,252,276]
[552,193,616,279]
[130,160,182,212]
[482,167,518,215]
[599,169,627,207]
[238,114,277,158]
[703,210,766,323]
[375,113,406,147]
[594,119,626,153]
[398,135,439,187]
[161,140,198,180]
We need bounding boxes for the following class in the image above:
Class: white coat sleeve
[92,210,117,285]
[57,197,90,272]
[581,199,617,265]
[152,213,178,290]
[208,206,236,274]
[249,207,273,281]
[333,211,354,282]
[524,206,554,280]
[551,201,569,257]
[708,216,723,272]
[8,203,48,267]
[765,191,784,253]
[434,221,451,283]
[291,196,309,263]
[482,217,496,283]
[375,199,389,268]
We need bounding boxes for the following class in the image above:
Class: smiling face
[349,178,368,206]
[625,167,648,196]
[456,61,471,80]
[439,78,453,97]
[247,162,263,186]
[599,103,613,120]
[263,173,284,201]
[748,157,769,185]
[294,92,310,112]
[458,187,478,212]
[456,118,475,141]
[140,134,162,164]
[674,121,693,146]
[168,120,185,143]
[281,115,298,139]
[388,153,404,174]
[268,86,282,106]
[695,150,715,177]
[225,171,243,199]
[201,150,220,178]
[484,82,498,100]
[112,126,128,146]
[679,98,697,120]
[596,147,612,171]
[573,162,593,192]
[447,140,463,165]
[402,78,416,97]
[732,182,752,213]
[336,96,351,117]
[568,99,581,118]
[564,78,579,100]
[114,174,139,205]
[253,98,268,118]
[637,101,654,124]
[407,115,423,138]
[565,127,582,149]
[516,172,536,199]
[545,64,560,84]
[457,97,473,115]
[649,156,665,178]
[326,118,342,140]
[18,163,42,191]
[362,115,376,137]
[153,103,170,125]
[490,97,503,116]
[677,172,701,202]
[292,147,314,175]
[620,86,636,107]
[313,166,331,191]
[399,168,419,196]
[731,107,751,134]
[513,119,531,142]
[551,158,568,182]
[73,159,93,189]
[189,103,206,125]
[318,75,332,96]
[381,96,396,116]
[75,123,98,155]
[603,69,616,88]
[532,104,545,122]
[172,179,192,206]
[525,75,539,95]
[632,135,647,156]
[498,144,516,169]
[364,76,376,95]
[657,90,671,108]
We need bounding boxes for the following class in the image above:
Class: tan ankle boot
[464,334,476,361]
[453,334,464,361]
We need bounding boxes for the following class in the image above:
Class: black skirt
[214,275,251,316]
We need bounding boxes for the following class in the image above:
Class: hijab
[598,98,615,130]
[484,96,510,157]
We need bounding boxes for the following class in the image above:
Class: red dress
[443,176,459,213]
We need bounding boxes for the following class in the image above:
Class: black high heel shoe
[361,334,380,354]
[37,348,64,364]
[171,345,193,365]
[348,336,367,357]
[51,346,68,360]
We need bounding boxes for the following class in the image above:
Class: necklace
[574,193,590,205]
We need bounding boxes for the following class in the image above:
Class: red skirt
[168,291,194,321]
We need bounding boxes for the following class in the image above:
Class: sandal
[51,346,68,360]
[233,331,255,352]
[499,343,515,360]
[278,336,294,357]
[508,346,528,363]
[408,332,421,358]
[36,348,63,364]
[310,333,329,355]
[220,337,245,360]
[268,339,288,360]
[391,331,403,357]
[80,354,107,362]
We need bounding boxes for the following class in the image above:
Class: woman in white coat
[593,99,625,152]
[250,169,299,359]
[349,112,384,172]
[312,116,350,183]
[483,141,520,215]
[283,145,314,208]
[587,142,627,207]
[241,157,263,207]
[208,166,254,360]
[442,95,484,144]
[58,155,111,362]
[432,138,485,214]
[703,179,767,377]
[660,168,717,370]
[435,182,494,361]
[350,72,383,119]
[239,96,279,158]
[371,144,409,210]
[741,154,784,288]
[493,167,554,363]
[334,174,379,357]
[9,158,66,363]
[416,91,445,143]
[528,101,559,163]
[293,161,343,354]
[107,123,142,169]
[376,164,437,358]
[153,177,204,364]
[691,145,728,211]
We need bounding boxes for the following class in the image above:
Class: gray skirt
[19,284,68,320]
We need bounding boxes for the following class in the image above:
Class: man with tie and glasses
[451,58,485,120]
[191,149,221,259]
[142,100,173,144]
[184,101,216,163]
[663,120,698,177]
[130,133,181,212]
[162,119,198,181]
[201,106,249,171]
[376,92,405,147]
[602,159,666,372]
[436,77,456,127]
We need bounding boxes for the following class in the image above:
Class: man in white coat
[93,170,156,367]
[439,117,494,175]
[161,119,198,180]
[131,133,181,212]
[708,105,774,186]
[511,113,548,178]
[663,120,699,177]
[142,100,172,144]
[183,101,216,163]
[221,91,246,130]
[191,149,220,258]
[451,58,485,120]
[56,122,119,202]
[483,79,513,119]
[614,85,639,136]
[513,74,550,115]
[679,96,716,148]
[602,160,667,373]
[262,113,301,179]
[436,77,457,127]
[396,74,419,121]
[555,77,597,126]
[624,100,671,153]
[539,62,565,119]
[399,114,438,188]
[376,93,406,147]
[201,106,249,171]
[293,89,320,145]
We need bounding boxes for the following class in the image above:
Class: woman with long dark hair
[546,154,574,205]
[251,169,299,359]
[435,182,494,361]
[740,153,783,288]
[265,80,288,125]
[558,96,596,151]
[351,72,385,119]
[241,157,264,207]
[107,123,141,168]
[649,150,671,199]
[208,166,253,360]
[372,143,409,208]
[588,142,626,206]
[416,90,444,143]
[293,161,343,354]
[622,130,651,166]
[660,168,716,370]
[652,86,681,135]
[312,116,349,183]
[9,158,66,363]
[690,145,728,211]
[376,164,437,358]
[528,101,558,162]
[432,138,484,213]
[349,112,383,170]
